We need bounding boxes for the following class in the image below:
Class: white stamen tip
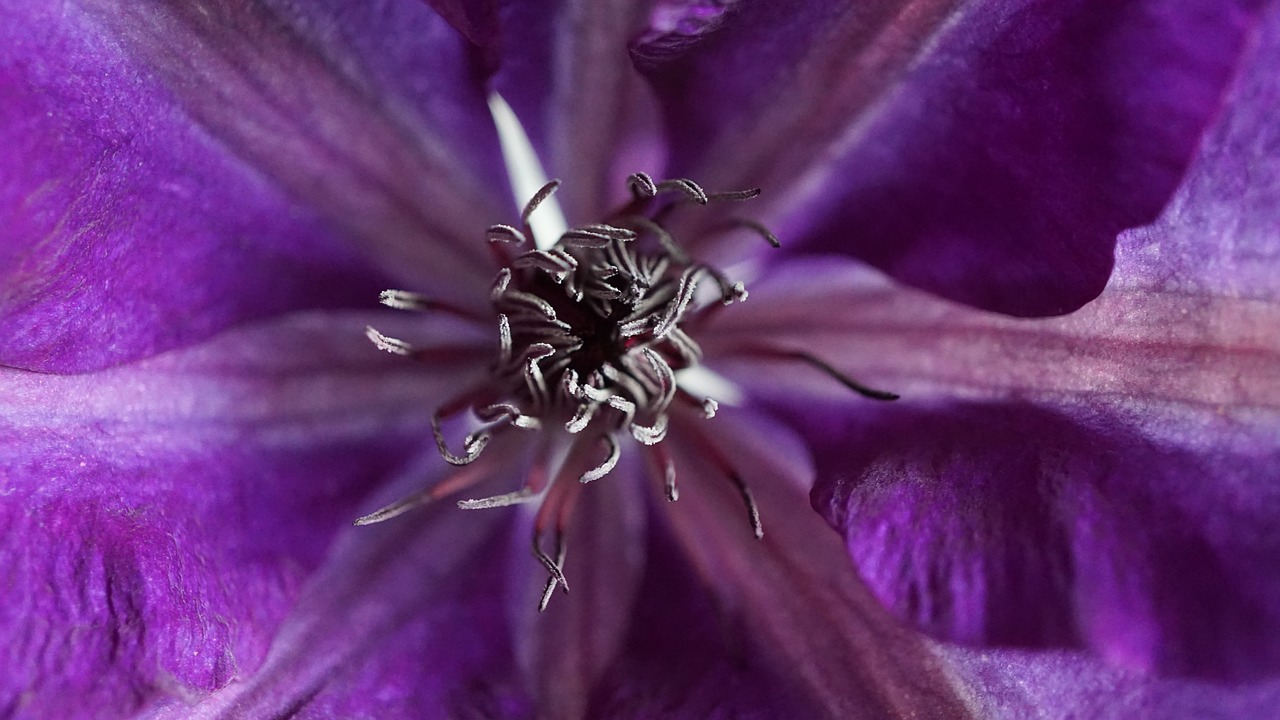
[365,326,413,355]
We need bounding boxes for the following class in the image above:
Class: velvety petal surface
[656,408,973,718]
[491,0,659,221]
[699,7,1280,675]
[940,645,1280,719]
[0,311,485,718]
[1,0,507,373]
[636,0,1261,315]
[152,459,532,720]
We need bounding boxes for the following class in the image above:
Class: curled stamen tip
[365,326,413,355]
[628,172,657,198]
[487,223,528,244]
[665,486,679,502]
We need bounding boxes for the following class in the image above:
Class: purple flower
[2,0,1277,718]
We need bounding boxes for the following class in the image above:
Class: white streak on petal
[488,92,568,250]
[677,366,744,406]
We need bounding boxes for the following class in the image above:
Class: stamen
[706,188,762,202]
[476,402,541,430]
[364,170,785,607]
[355,459,495,525]
[491,268,512,298]
[647,444,679,502]
[487,224,528,245]
[579,434,621,483]
[365,326,413,356]
[728,218,781,248]
[630,414,669,445]
[431,411,490,465]
[521,179,562,227]
[702,397,719,418]
[532,530,571,594]
[536,532,568,612]
[789,350,899,400]
[655,178,708,205]
[497,314,512,364]
[730,473,764,540]
[457,487,538,509]
[627,171,658,199]
[625,215,689,264]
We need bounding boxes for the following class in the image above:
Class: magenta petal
[0,312,478,718]
[807,402,1280,681]
[1,1,506,372]
[637,0,1260,315]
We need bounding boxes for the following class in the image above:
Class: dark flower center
[363,173,888,610]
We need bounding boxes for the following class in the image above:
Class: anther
[579,434,621,483]
[457,487,538,510]
[707,188,762,202]
[655,178,708,205]
[521,179,561,225]
[431,412,491,465]
[365,326,414,356]
[487,224,528,244]
[728,218,781,248]
[627,172,657,198]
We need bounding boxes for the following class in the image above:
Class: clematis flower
[2,1,1278,719]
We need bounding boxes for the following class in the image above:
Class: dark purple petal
[806,402,1280,680]
[507,464,648,720]
[1,1,507,372]
[586,506,837,719]
[701,9,1280,665]
[658,408,973,718]
[0,312,484,718]
[491,0,658,221]
[422,0,501,71]
[637,0,1261,315]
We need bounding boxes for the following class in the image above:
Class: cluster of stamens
[362,173,887,611]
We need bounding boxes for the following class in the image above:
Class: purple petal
[1114,0,1280,300]
[158,483,530,720]
[940,645,1280,719]
[637,0,1261,315]
[0,311,483,718]
[586,507,842,718]
[491,0,658,220]
[507,462,648,720]
[658,408,974,717]
[806,402,1280,680]
[700,8,1280,664]
[1,1,507,372]
[422,0,501,71]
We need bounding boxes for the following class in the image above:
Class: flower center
[363,173,888,610]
